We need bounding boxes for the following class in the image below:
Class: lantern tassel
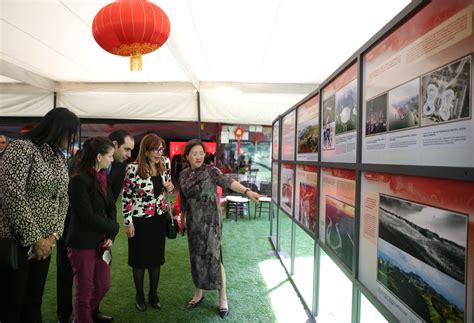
[130,53,142,71]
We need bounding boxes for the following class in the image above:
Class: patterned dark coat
[0,139,69,246]
[179,164,233,290]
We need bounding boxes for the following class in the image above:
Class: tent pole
[197,90,202,140]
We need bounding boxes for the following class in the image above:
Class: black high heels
[135,295,147,311]
[135,302,146,312]
[219,308,229,319]
[186,296,205,310]
[149,295,161,310]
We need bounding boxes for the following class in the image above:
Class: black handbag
[0,237,19,270]
[166,213,178,239]
[164,194,178,239]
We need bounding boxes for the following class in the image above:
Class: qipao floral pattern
[179,164,233,290]
[122,159,171,226]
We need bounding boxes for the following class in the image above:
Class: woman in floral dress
[179,139,260,319]
[122,134,173,312]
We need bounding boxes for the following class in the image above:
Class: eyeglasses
[190,152,205,158]
[150,147,164,154]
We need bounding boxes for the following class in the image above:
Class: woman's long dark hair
[71,137,114,178]
[26,107,80,154]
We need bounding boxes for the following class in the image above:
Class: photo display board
[359,172,474,323]
[362,0,474,166]
[272,120,279,160]
[282,110,296,160]
[272,162,278,202]
[318,168,356,270]
[321,63,358,163]
[280,163,295,215]
[295,165,318,233]
[297,95,319,161]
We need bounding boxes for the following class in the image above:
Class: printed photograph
[387,79,419,132]
[335,79,357,134]
[366,93,388,136]
[421,55,471,126]
[272,122,279,160]
[378,239,465,322]
[280,166,294,213]
[377,194,467,322]
[298,182,317,231]
[322,123,335,150]
[323,95,336,126]
[325,196,354,269]
[297,122,319,154]
[272,163,278,200]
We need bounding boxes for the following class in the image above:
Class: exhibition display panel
[281,110,296,161]
[269,0,474,321]
[359,172,473,323]
[319,168,356,271]
[297,95,319,162]
[362,0,474,167]
[321,63,358,163]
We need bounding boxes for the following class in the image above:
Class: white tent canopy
[0,0,411,124]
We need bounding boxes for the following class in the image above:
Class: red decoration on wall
[20,125,34,134]
[234,127,244,155]
[92,0,170,71]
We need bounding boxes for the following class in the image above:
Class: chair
[226,195,250,221]
[246,174,257,185]
[255,197,271,219]
[255,182,272,219]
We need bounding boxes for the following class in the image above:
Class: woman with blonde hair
[122,134,173,311]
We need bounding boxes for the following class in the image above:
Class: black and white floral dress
[122,161,171,268]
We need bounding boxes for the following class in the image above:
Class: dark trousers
[56,237,74,322]
[0,244,51,323]
[68,247,111,323]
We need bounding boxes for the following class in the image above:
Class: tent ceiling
[0,0,411,124]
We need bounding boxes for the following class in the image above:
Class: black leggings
[132,266,161,303]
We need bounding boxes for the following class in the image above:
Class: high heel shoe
[135,296,147,311]
[186,295,205,310]
[149,295,161,310]
[135,302,147,311]
[219,308,229,319]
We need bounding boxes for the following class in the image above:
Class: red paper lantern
[92,0,170,71]
[234,127,244,140]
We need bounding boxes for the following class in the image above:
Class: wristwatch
[243,188,251,196]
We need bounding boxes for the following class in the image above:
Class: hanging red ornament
[92,0,170,71]
[234,127,244,156]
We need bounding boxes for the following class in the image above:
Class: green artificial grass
[40,202,281,322]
